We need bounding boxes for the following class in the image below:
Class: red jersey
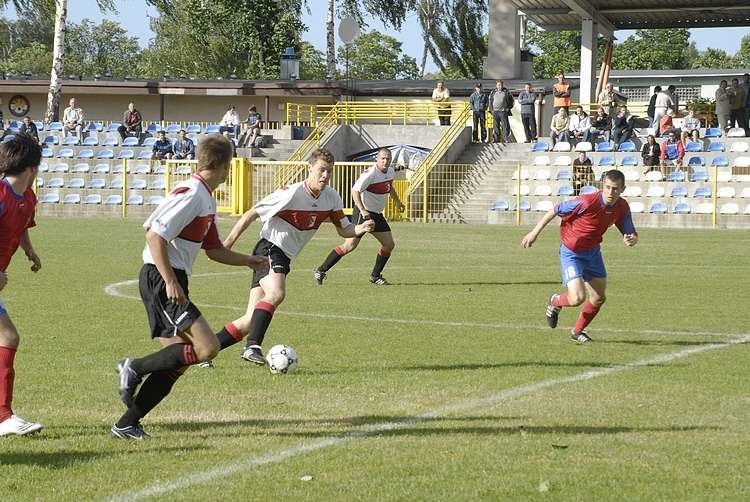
[555,192,635,252]
[0,177,37,271]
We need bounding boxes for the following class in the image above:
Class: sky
[5,1,750,74]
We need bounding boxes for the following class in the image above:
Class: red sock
[573,301,601,334]
[551,292,571,308]
[0,346,17,421]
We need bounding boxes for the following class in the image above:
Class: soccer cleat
[116,358,142,408]
[0,414,43,436]
[111,423,150,440]
[546,295,561,328]
[570,330,593,343]
[198,360,215,369]
[240,345,266,365]
[369,275,390,286]
[313,268,327,285]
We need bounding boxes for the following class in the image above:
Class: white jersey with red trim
[352,165,395,213]
[255,180,349,258]
[142,174,222,275]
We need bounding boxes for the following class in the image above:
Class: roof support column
[579,17,597,109]
[484,0,520,79]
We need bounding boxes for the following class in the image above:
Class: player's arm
[521,209,557,248]
[616,212,639,247]
[145,229,186,304]
[389,185,406,213]
[223,208,260,249]
[352,190,370,220]
[337,218,375,239]
[205,246,267,269]
[19,229,41,272]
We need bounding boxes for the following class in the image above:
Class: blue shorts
[0,298,6,317]
[559,244,606,285]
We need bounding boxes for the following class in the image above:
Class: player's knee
[263,290,285,305]
[0,326,20,348]
[194,339,220,361]
[591,295,606,306]
[568,291,586,306]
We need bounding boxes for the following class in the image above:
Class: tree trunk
[46,0,67,123]
[420,37,429,78]
[326,0,335,78]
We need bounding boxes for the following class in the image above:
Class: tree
[690,48,736,70]
[298,41,326,79]
[0,10,54,59]
[416,0,444,78]
[612,29,691,70]
[735,34,750,68]
[65,19,141,78]
[0,41,52,75]
[422,0,487,79]
[338,30,418,79]
[326,0,335,79]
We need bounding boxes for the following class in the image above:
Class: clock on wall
[8,95,30,117]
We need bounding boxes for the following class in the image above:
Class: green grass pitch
[1,217,748,501]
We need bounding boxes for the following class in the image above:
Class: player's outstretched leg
[240,301,276,365]
[546,294,562,328]
[570,330,592,343]
[314,245,351,285]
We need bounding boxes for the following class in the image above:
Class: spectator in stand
[172,129,195,160]
[611,106,634,150]
[552,73,571,113]
[517,82,537,143]
[743,73,750,133]
[666,85,679,115]
[597,83,623,116]
[690,129,701,143]
[641,134,661,174]
[647,86,662,129]
[549,107,570,147]
[151,130,173,161]
[469,82,488,143]
[219,105,241,139]
[241,106,262,148]
[586,108,610,144]
[659,131,684,173]
[729,78,747,130]
[568,106,590,145]
[715,79,731,131]
[681,108,701,136]
[62,97,85,138]
[18,116,39,144]
[432,81,451,126]
[653,87,674,135]
[658,108,679,138]
[571,151,594,196]
[118,102,142,140]
[489,80,514,144]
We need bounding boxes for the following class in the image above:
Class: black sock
[372,252,391,278]
[130,344,198,375]
[116,370,181,428]
[319,249,344,272]
[244,302,275,349]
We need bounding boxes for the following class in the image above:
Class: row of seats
[515,168,739,183]
[38,162,173,175]
[37,193,163,206]
[530,154,750,168]
[42,147,156,160]
[491,198,750,215]
[510,184,748,198]
[531,138,748,154]
[37,177,166,190]
[5,121,211,135]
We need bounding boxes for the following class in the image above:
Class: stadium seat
[146,195,165,206]
[646,185,665,197]
[533,184,552,196]
[62,136,80,146]
[109,178,124,189]
[83,194,102,204]
[690,171,709,182]
[711,155,730,168]
[39,192,60,203]
[146,123,159,135]
[133,164,151,175]
[186,124,202,134]
[734,156,750,168]
[106,123,122,133]
[693,186,712,198]
[46,121,63,132]
[554,155,572,166]
[534,200,554,211]
[695,202,713,214]
[574,141,592,152]
[666,171,685,182]
[1,135,16,143]
[67,177,85,189]
[153,164,167,175]
[42,147,54,158]
[38,162,49,172]
[532,141,550,153]
[104,194,122,205]
[88,178,106,189]
[205,124,221,134]
[52,162,69,173]
[36,177,44,188]
[63,193,81,204]
[670,186,688,198]
[142,137,156,147]
[87,122,103,133]
[96,149,115,159]
[93,163,110,174]
[598,156,615,167]
[745,203,750,214]
[533,155,551,166]
[515,200,532,211]
[726,127,746,138]
[716,170,732,182]
[719,202,739,214]
[673,202,692,214]
[629,201,645,213]
[149,179,166,191]
[33,120,44,131]
[511,184,530,196]
[130,179,148,190]
[111,164,125,174]
[619,155,639,167]
[43,135,59,146]
[644,170,663,182]
[594,141,613,152]
[685,141,703,153]
[165,123,181,134]
[512,169,529,180]
[618,141,636,152]
[490,199,509,211]
[6,120,21,132]
[623,170,640,182]
[82,136,99,146]
[580,185,597,195]
[552,141,571,152]
[122,136,140,147]
[57,148,74,158]
[533,169,551,180]
[555,169,572,181]
[704,128,723,138]
[77,148,94,159]
[47,177,64,188]
[729,141,748,153]
[707,141,725,152]
[649,201,668,214]
[176,165,193,175]
[687,156,706,168]
[126,194,144,205]
[741,187,750,198]
[137,150,152,160]
[717,186,736,198]
[622,186,642,197]
[103,135,119,146]
[556,184,574,196]
[117,149,135,159]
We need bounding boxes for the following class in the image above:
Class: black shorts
[139,263,202,339]
[251,239,291,288]
[352,208,391,234]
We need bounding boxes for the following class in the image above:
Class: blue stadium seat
[87,122,104,133]
[57,148,74,158]
[77,148,94,159]
[67,177,85,189]
[490,199,509,211]
[146,123,159,135]
[693,186,712,198]
[39,192,60,204]
[63,193,81,204]
[42,147,54,158]
[707,141,725,152]
[117,149,135,159]
[47,121,63,132]
[122,136,140,147]
[618,141,636,152]
[82,136,99,146]
[88,178,106,189]
[126,194,144,205]
[96,148,114,159]
[598,155,615,167]
[130,179,148,190]
[103,135,119,146]
[595,141,613,152]
[673,202,691,214]
[72,163,90,173]
[137,150,152,160]
[62,136,80,146]
[133,164,151,175]
[93,163,110,174]
[685,141,703,153]
[555,169,572,181]
[2,134,16,143]
[205,124,221,134]
[711,155,730,167]
[704,128,723,138]
[83,194,102,205]
[104,194,122,205]
[43,135,59,146]
[153,164,167,175]
[109,178,124,189]
[687,156,705,168]
[106,122,122,133]
[556,184,574,196]
[619,155,639,167]
[7,120,21,132]
[149,178,166,190]
[142,137,156,147]
[580,185,598,195]
[649,201,668,214]
[186,124,202,134]
[52,162,69,173]
[47,177,64,188]
[666,171,685,182]
[165,123,181,134]
[670,186,688,197]
[690,171,709,182]
[33,120,44,131]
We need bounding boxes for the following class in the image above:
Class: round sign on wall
[8,95,30,117]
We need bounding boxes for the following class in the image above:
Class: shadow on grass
[387,280,560,287]
[0,445,207,468]
[598,339,725,347]
[306,361,641,374]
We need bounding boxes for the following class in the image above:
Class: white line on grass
[107,334,750,502]
[103,276,747,339]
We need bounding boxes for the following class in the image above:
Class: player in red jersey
[0,134,44,436]
[521,170,638,343]
[212,148,375,365]
[313,147,405,285]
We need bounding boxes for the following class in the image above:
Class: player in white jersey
[314,147,405,285]
[213,148,375,365]
[112,135,267,439]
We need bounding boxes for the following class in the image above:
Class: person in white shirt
[220,105,241,139]
[568,106,591,144]
[62,97,85,137]
[432,81,451,125]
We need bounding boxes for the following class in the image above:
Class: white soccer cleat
[0,414,44,436]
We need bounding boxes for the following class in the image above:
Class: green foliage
[690,47,736,70]
[423,0,486,79]
[337,30,419,79]
[612,29,691,70]
[527,26,589,79]
[64,19,141,78]
[0,40,51,75]
[735,34,750,68]
[298,41,326,80]
[0,11,54,59]
[339,0,418,30]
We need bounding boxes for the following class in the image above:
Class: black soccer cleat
[313,268,327,285]
[369,275,390,286]
[111,423,151,440]
[116,358,142,408]
[570,330,593,343]
[240,345,266,365]
[546,295,561,329]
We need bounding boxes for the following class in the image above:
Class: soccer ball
[266,344,298,374]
